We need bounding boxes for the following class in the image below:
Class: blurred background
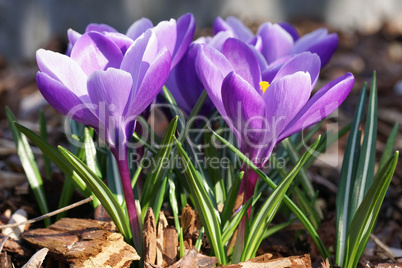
[1,0,402,60]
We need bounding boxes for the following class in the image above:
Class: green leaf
[59,146,132,243]
[262,218,297,240]
[84,128,102,178]
[204,130,226,206]
[282,138,323,222]
[6,108,50,227]
[175,137,226,264]
[187,89,208,122]
[221,198,252,245]
[336,83,367,266]
[56,178,75,220]
[242,137,321,260]
[14,122,92,198]
[351,73,378,216]
[151,175,168,224]
[195,227,204,252]
[179,226,185,258]
[168,175,181,235]
[345,151,399,268]
[378,123,398,172]
[106,150,125,205]
[39,109,52,180]
[162,85,178,106]
[141,116,178,209]
[221,171,244,228]
[209,127,330,261]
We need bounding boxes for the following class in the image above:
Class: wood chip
[21,218,139,268]
[168,247,218,268]
[143,207,157,265]
[156,212,168,266]
[223,254,311,268]
[0,251,13,268]
[375,264,402,268]
[163,227,178,267]
[181,205,197,236]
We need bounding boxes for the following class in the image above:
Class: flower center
[259,81,270,94]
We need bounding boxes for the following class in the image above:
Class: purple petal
[226,16,254,42]
[249,36,262,51]
[208,31,234,51]
[87,68,133,119]
[196,44,233,118]
[36,72,98,127]
[70,32,123,76]
[103,32,133,54]
[87,68,135,147]
[249,45,268,73]
[85,23,118,33]
[171,13,196,68]
[165,71,193,114]
[67,29,82,47]
[128,47,171,117]
[36,49,88,97]
[261,55,291,83]
[213,17,232,35]
[278,22,299,41]
[222,71,266,146]
[279,72,355,140]
[273,52,321,89]
[257,22,294,64]
[166,44,203,114]
[293,29,338,66]
[126,17,153,41]
[194,36,211,44]
[153,19,176,60]
[121,29,159,98]
[222,38,261,90]
[263,71,312,140]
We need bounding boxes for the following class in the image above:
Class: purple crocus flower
[196,38,354,202]
[164,30,243,116]
[68,13,195,70]
[213,16,338,67]
[36,28,172,251]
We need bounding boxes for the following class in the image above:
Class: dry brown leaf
[22,248,49,268]
[2,208,27,240]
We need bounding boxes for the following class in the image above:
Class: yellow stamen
[259,81,270,94]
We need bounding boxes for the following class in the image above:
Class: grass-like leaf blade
[141,116,178,210]
[58,146,132,243]
[209,127,330,261]
[6,108,50,227]
[14,122,91,197]
[335,83,367,266]
[345,151,398,268]
[378,123,398,172]
[39,109,52,180]
[175,137,226,264]
[242,137,321,260]
[351,73,378,216]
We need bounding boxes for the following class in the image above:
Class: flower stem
[114,150,142,255]
[243,166,259,205]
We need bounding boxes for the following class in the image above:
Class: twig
[370,234,397,262]
[0,196,93,230]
